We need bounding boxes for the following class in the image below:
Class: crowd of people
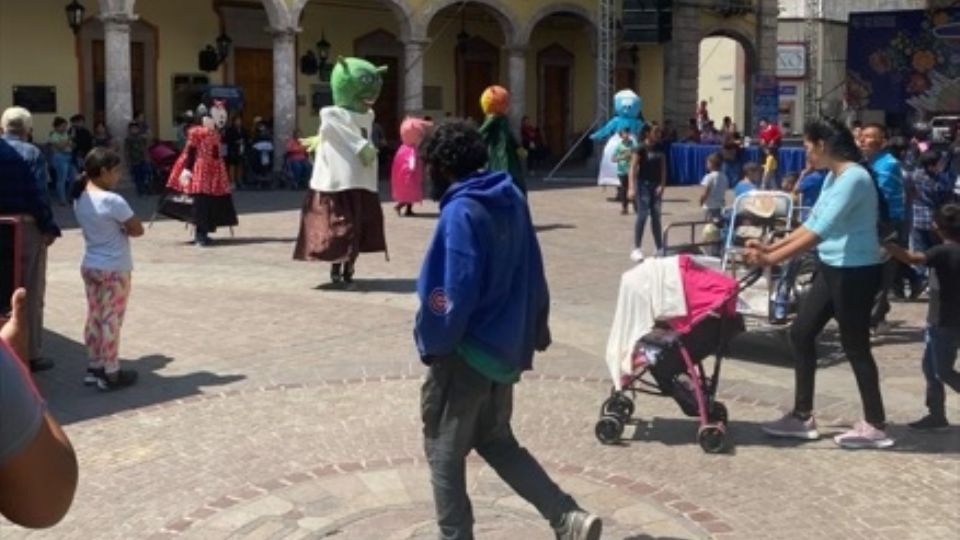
[1,89,959,536]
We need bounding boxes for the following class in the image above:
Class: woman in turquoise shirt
[744,118,892,450]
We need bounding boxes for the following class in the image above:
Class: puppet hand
[359,144,377,167]
[300,136,320,154]
[178,170,193,188]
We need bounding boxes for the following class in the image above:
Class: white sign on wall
[776,44,806,79]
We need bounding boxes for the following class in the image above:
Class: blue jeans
[634,182,662,252]
[922,325,960,418]
[422,358,576,539]
[52,152,75,203]
[910,228,940,280]
[286,159,312,188]
[130,162,152,195]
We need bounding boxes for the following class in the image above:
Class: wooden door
[363,55,400,146]
[463,60,495,123]
[233,48,274,128]
[93,40,145,123]
[542,65,570,157]
[456,37,499,123]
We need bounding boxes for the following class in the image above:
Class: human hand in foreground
[0,288,28,361]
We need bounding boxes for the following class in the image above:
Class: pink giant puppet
[390,117,433,216]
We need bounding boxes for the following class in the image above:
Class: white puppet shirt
[309,106,378,194]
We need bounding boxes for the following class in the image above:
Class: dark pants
[617,175,633,212]
[421,358,576,539]
[911,228,940,280]
[791,263,886,427]
[131,162,152,195]
[872,221,906,325]
[634,182,662,251]
[922,325,960,418]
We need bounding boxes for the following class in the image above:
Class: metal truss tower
[804,0,819,120]
[597,0,616,122]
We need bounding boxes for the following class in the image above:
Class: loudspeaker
[622,0,673,44]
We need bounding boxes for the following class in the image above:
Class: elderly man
[859,123,905,333]
[0,107,61,372]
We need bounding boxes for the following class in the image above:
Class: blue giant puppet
[590,89,644,187]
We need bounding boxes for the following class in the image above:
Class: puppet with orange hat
[478,85,525,194]
[390,116,433,216]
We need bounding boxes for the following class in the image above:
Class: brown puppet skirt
[293,189,387,263]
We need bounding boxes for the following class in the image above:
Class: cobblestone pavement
[3,181,958,540]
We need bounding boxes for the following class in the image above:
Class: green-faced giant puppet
[293,57,389,286]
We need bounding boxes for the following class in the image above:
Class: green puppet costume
[293,57,389,286]
[478,85,526,194]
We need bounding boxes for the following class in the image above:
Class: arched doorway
[424,1,513,123]
[526,10,594,163]
[697,32,755,137]
[78,17,158,135]
[537,45,574,158]
[218,2,274,130]
[355,29,402,147]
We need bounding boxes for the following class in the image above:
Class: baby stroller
[595,255,759,453]
[148,142,180,195]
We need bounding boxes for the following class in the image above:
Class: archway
[78,16,158,136]
[696,31,756,139]
[425,2,511,122]
[527,9,594,164]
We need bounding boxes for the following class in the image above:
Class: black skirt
[157,191,239,233]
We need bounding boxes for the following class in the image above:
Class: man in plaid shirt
[909,150,955,285]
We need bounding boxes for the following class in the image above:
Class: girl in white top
[72,148,144,391]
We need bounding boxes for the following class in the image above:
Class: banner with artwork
[846,8,960,115]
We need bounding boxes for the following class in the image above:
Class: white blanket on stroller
[605,257,687,389]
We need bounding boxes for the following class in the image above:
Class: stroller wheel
[708,401,728,424]
[595,415,624,445]
[602,393,635,421]
[697,424,727,454]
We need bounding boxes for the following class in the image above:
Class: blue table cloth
[668,143,806,185]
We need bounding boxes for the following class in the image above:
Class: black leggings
[790,262,886,427]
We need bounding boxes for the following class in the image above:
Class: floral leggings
[82,269,131,374]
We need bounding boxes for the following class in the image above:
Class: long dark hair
[71,147,123,201]
[803,117,862,163]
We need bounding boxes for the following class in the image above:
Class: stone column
[661,2,700,129]
[506,47,527,133]
[753,0,780,128]
[271,27,298,172]
[403,39,429,115]
[101,12,136,147]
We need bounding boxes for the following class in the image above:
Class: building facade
[776,0,928,132]
[0,0,777,166]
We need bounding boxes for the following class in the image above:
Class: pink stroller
[595,255,758,453]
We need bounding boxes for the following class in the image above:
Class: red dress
[167,126,231,196]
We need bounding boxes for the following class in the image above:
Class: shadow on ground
[34,331,245,425]
[314,278,416,294]
[617,416,960,455]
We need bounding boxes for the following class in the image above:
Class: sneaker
[96,369,138,391]
[833,421,895,449]
[761,412,820,440]
[554,509,602,540]
[908,414,949,431]
[630,248,645,263]
[84,367,105,386]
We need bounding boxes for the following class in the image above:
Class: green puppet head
[330,57,387,113]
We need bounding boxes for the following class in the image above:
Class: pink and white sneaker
[833,421,895,449]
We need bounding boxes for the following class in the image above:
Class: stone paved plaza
[2,181,958,540]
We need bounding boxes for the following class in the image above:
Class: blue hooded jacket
[414,171,550,375]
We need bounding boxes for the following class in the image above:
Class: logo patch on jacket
[428,287,452,315]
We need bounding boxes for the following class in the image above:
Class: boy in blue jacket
[415,121,602,540]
